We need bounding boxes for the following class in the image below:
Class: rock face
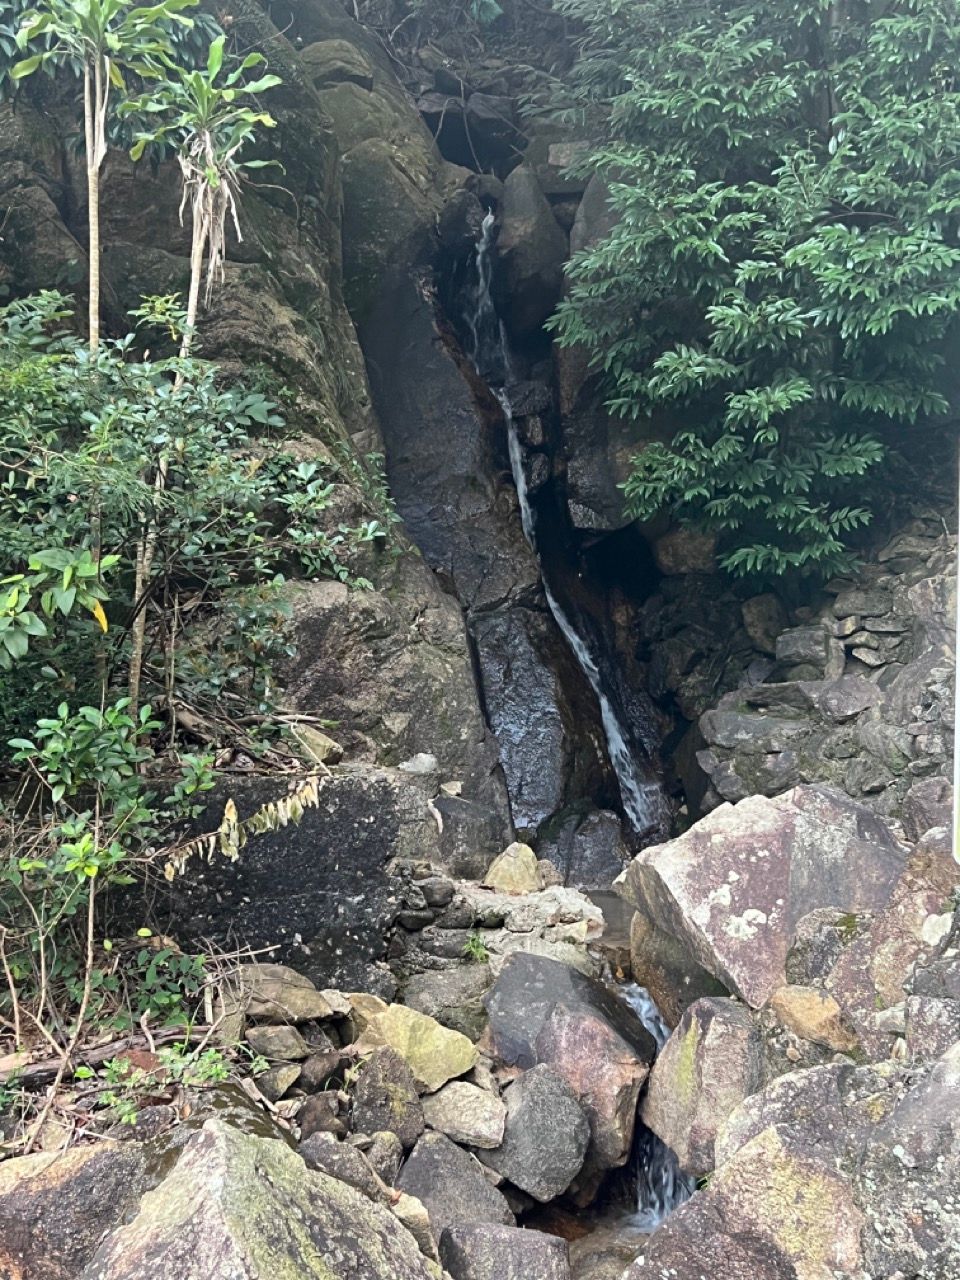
[480,1065,590,1201]
[618,784,909,1009]
[633,1043,960,1280]
[439,1223,572,1280]
[397,1132,515,1241]
[164,766,453,991]
[641,998,764,1178]
[80,1120,437,1280]
[695,523,955,821]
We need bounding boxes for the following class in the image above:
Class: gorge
[0,1,958,1278]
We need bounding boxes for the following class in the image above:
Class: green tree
[12,0,197,351]
[123,32,280,358]
[550,0,960,578]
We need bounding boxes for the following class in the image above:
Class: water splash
[620,983,695,1229]
[466,212,668,839]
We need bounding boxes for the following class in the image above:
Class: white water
[468,212,668,839]
[620,983,695,1229]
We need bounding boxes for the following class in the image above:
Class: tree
[123,32,280,360]
[118,35,279,713]
[550,0,960,579]
[13,0,197,351]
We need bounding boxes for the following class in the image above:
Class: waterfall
[620,983,695,1229]
[466,211,668,839]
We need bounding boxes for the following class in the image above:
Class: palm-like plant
[12,0,197,352]
[124,34,280,359]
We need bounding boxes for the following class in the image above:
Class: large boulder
[0,1142,152,1280]
[631,1043,960,1280]
[402,964,494,1041]
[439,1223,571,1280]
[483,955,655,1196]
[480,1065,590,1201]
[618,785,909,1009]
[641,998,764,1178]
[80,1119,437,1279]
[495,166,568,340]
[397,1132,514,1241]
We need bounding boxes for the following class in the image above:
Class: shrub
[550,0,960,578]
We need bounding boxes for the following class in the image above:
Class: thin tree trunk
[84,60,102,353]
[953,439,959,864]
[179,214,206,364]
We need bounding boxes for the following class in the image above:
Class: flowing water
[465,212,668,839]
[619,983,695,1229]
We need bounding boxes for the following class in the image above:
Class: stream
[465,211,691,1235]
[465,211,669,841]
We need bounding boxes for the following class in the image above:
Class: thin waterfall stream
[463,211,690,1233]
[465,211,668,839]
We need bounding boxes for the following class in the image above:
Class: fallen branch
[1,1025,213,1088]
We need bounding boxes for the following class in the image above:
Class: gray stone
[397,1133,514,1241]
[439,1223,571,1280]
[366,1130,404,1184]
[833,587,893,617]
[741,594,789,655]
[403,965,493,1041]
[350,1047,425,1150]
[245,1025,310,1062]
[480,1066,590,1202]
[299,1132,387,1202]
[422,1081,506,1149]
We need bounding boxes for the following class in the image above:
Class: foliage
[0,294,375,1092]
[461,931,489,963]
[120,33,281,321]
[549,0,960,578]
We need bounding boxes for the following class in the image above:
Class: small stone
[366,1130,404,1184]
[422,1081,506,1149]
[833,615,860,637]
[480,1065,589,1202]
[351,1047,425,1150]
[392,1192,439,1262]
[257,1063,301,1102]
[241,964,335,1024]
[298,1093,347,1140]
[482,843,540,895]
[299,1051,344,1092]
[852,647,886,667]
[439,1223,571,1280]
[356,1005,478,1093]
[768,985,859,1054]
[300,1132,387,1202]
[289,724,343,765]
[419,876,456,908]
[397,1132,514,1241]
[245,1024,311,1062]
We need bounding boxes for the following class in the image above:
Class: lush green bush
[550,0,960,577]
[0,292,376,1078]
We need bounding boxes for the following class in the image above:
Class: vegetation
[550,0,960,577]
[0,6,390,1150]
